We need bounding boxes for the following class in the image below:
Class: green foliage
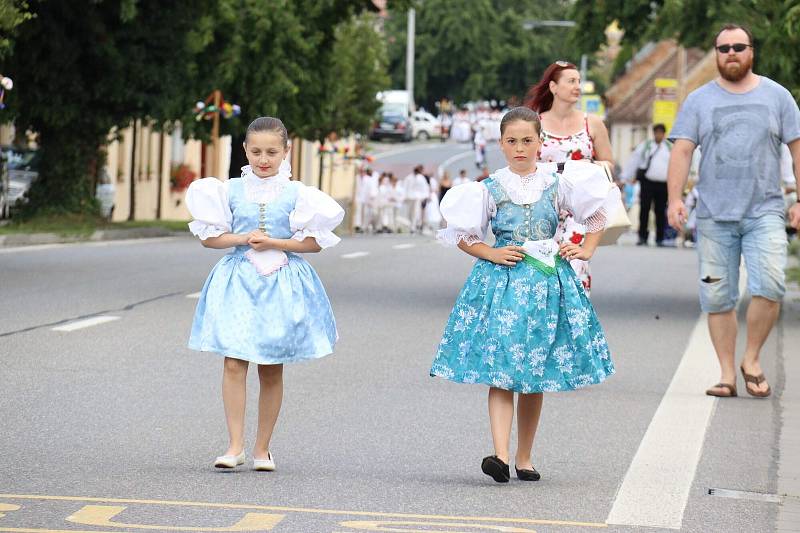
[5,0,214,217]
[385,0,579,108]
[569,0,800,100]
[4,0,393,217]
[0,0,32,60]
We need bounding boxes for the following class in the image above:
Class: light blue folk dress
[430,164,616,392]
[185,165,343,365]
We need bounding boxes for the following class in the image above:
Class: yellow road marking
[0,505,20,519]
[67,505,283,531]
[339,520,539,532]
[0,494,607,528]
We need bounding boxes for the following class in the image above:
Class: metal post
[406,8,415,112]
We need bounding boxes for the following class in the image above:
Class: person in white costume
[353,166,378,233]
[376,173,395,232]
[405,165,431,233]
[452,169,471,187]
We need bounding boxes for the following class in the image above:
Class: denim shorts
[696,214,787,313]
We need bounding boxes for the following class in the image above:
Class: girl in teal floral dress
[430,107,618,483]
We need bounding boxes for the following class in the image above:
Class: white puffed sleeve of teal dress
[436,181,496,246]
[289,186,345,249]
[185,178,232,240]
[557,161,621,233]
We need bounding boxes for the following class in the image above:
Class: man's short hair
[653,123,666,133]
[714,23,754,47]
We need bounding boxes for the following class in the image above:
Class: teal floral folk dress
[430,163,618,393]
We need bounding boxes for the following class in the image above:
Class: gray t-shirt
[669,76,800,221]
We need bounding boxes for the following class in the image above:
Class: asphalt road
[0,143,790,532]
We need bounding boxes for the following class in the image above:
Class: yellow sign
[653,78,678,133]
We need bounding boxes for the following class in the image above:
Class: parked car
[410,110,441,140]
[369,113,412,142]
[1,145,39,217]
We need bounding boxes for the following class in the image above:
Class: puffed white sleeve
[185,178,232,240]
[557,161,622,233]
[289,186,345,249]
[436,181,495,246]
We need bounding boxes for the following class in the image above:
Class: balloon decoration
[0,76,13,110]
[194,95,240,121]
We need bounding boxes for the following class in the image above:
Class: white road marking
[371,143,452,161]
[341,251,370,259]
[52,316,121,332]
[607,270,748,529]
[186,292,201,299]
[392,244,416,250]
[437,149,474,176]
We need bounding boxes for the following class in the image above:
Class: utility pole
[405,8,415,112]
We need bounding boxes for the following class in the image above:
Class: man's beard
[718,56,752,82]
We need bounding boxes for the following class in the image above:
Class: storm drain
[708,488,783,503]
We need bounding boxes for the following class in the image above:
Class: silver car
[1,146,39,218]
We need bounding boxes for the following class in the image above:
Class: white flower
[510,343,525,363]
[510,278,531,305]
[463,370,480,383]
[489,371,514,389]
[431,363,455,379]
[553,345,574,373]
[541,380,562,392]
[567,308,590,338]
[496,309,519,335]
[533,281,548,309]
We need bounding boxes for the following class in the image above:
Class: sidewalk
[0,226,186,247]
[777,257,800,531]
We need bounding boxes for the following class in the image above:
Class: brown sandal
[740,366,771,398]
[705,383,737,397]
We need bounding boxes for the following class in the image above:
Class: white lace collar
[241,163,291,204]
[492,166,557,205]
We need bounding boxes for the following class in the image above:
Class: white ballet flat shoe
[214,451,245,468]
[253,452,275,471]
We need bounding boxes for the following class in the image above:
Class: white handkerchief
[244,249,289,276]
[522,239,559,268]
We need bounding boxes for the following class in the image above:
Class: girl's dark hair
[245,116,288,147]
[523,61,579,113]
[500,106,542,137]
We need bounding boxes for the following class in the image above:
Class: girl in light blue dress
[186,117,343,471]
[430,107,617,483]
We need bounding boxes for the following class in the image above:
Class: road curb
[0,226,185,247]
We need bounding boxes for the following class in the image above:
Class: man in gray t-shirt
[667,23,800,399]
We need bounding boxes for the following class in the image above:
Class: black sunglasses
[716,43,752,53]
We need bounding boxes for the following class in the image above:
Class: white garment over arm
[436,182,496,246]
[557,161,621,233]
[289,186,345,249]
[185,178,232,240]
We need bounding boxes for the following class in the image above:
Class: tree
[3,0,399,217]
[183,1,393,177]
[569,0,800,100]
[0,0,32,60]
[4,0,213,217]
[385,0,579,108]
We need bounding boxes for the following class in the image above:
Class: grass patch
[0,214,189,236]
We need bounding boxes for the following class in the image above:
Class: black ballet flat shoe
[515,466,541,481]
[481,455,510,483]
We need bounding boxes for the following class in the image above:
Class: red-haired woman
[525,61,614,295]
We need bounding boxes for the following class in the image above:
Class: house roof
[605,41,711,124]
